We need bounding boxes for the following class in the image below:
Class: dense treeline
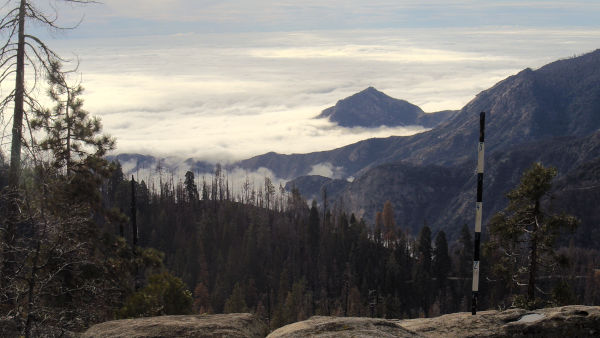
[104,164,600,330]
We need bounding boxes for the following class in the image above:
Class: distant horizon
[2,1,600,162]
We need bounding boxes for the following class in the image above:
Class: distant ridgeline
[112,50,600,247]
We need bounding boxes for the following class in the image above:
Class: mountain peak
[360,86,383,94]
[316,87,454,128]
[353,86,392,100]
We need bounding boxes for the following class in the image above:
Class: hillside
[340,131,600,240]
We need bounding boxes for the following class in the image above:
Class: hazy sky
[4,0,600,163]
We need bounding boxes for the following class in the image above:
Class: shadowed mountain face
[284,175,350,203]
[316,86,456,128]
[342,131,600,240]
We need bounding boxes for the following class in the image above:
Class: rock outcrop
[40,305,599,337]
[267,316,421,338]
[269,306,600,338]
[82,313,267,338]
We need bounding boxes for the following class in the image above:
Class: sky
[2,0,600,166]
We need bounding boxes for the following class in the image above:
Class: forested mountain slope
[339,131,600,243]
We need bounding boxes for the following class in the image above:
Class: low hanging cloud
[118,154,289,201]
[308,162,346,179]
[28,27,600,165]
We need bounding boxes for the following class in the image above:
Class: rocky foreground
[268,305,600,338]
[81,313,268,338]
[4,305,598,337]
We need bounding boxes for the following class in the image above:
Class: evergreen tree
[0,58,128,336]
[224,282,248,313]
[118,271,193,318]
[32,60,114,174]
[488,163,578,308]
[184,171,199,203]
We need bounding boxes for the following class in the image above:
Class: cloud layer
[2,2,599,164]
[41,28,600,162]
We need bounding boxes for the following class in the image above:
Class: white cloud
[4,27,600,164]
[308,162,346,179]
[50,28,600,160]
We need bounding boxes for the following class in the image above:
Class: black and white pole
[472,112,485,315]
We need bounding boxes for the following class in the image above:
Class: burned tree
[1,0,97,186]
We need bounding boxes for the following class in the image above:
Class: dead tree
[0,0,97,317]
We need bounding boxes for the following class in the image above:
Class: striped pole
[472,112,485,315]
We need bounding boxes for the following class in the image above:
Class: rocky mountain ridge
[316,86,456,128]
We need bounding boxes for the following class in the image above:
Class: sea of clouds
[43,28,600,165]
[1,1,599,188]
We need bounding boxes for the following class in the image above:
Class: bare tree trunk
[8,0,26,188]
[527,237,537,303]
[527,200,541,304]
[66,87,72,175]
[2,0,26,305]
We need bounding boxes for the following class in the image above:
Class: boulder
[399,305,600,337]
[82,313,267,338]
[269,306,600,338]
[266,316,421,338]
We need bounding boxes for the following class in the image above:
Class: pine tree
[224,283,248,313]
[184,171,199,203]
[488,162,578,308]
[31,61,114,208]
[0,58,125,335]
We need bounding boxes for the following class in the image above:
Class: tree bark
[8,0,26,188]
[527,237,537,302]
[527,200,541,303]
[2,0,26,305]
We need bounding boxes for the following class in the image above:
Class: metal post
[472,112,485,315]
